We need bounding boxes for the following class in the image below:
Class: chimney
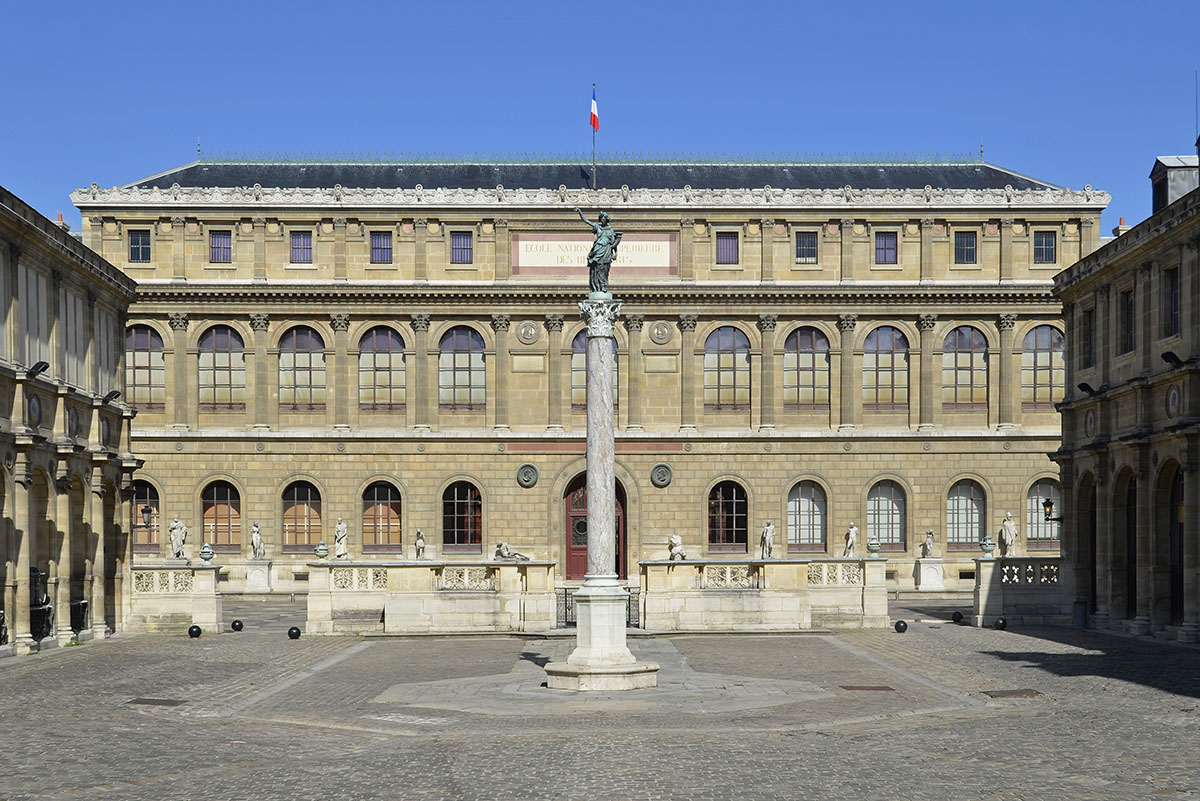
[1111,216,1131,237]
[54,212,71,233]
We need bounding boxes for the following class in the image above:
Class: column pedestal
[915,558,945,590]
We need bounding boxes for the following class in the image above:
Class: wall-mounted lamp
[1077,382,1098,397]
[134,505,154,529]
[1042,498,1064,523]
[27,361,50,379]
[1162,351,1184,368]
[102,390,121,404]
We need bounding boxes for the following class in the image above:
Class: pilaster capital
[1080,217,1096,228]
[997,313,1017,331]
[680,217,695,228]
[920,217,936,228]
[167,312,189,331]
[87,216,102,226]
[490,314,511,332]
[917,313,938,332]
[249,313,270,331]
[544,314,564,332]
[171,216,187,227]
[760,218,775,229]
[493,217,508,228]
[413,217,428,229]
[756,314,778,332]
[330,313,351,332]
[252,216,267,227]
[622,313,644,332]
[332,217,347,227]
[410,314,431,332]
[840,218,855,230]
[1000,217,1015,228]
[677,314,699,333]
[836,313,858,332]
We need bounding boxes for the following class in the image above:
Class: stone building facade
[1,185,139,654]
[1053,164,1199,640]
[72,156,1106,598]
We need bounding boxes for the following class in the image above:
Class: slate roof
[127,161,1060,192]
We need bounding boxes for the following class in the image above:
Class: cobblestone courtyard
[2,599,1198,801]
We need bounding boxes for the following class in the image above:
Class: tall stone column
[490,314,510,431]
[1133,455,1154,634]
[410,314,431,431]
[917,313,938,431]
[677,314,698,431]
[544,315,565,431]
[757,314,777,430]
[622,314,644,432]
[250,314,270,429]
[837,314,857,430]
[168,312,189,429]
[89,473,108,638]
[331,313,351,430]
[545,293,658,691]
[53,475,73,643]
[11,459,34,652]
[997,313,1017,428]
[1181,437,1200,642]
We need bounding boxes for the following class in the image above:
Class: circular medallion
[843,443,852,451]
[683,443,692,452]
[175,442,184,451]
[417,443,426,453]
[923,443,931,452]
[27,396,41,429]
[337,443,346,452]
[498,443,506,453]
[256,442,265,452]
[649,321,673,345]
[1003,442,1012,451]
[516,463,539,488]
[515,321,540,345]
[1084,409,1096,438]
[764,443,772,452]
[650,463,673,488]
[1167,385,1181,419]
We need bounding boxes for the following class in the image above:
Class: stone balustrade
[972,557,1069,626]
[126,564,223,634]
[306,561,556,634]
[639,558,888,631]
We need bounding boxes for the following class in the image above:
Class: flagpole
[591,83,597,190]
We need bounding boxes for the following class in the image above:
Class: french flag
[590,87,599,131]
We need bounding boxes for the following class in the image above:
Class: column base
[13,635,38,655]
[332,424,351,432]
[413,425,431,432]
[544,661,660,691]
[1177,622,1199,643]
[917,423,936,432]
[1127,616,1152,636]
[838,424,856,431]
[624,425,644,432]
[545,425,564,432]
[90,624,109,640]
[679,424,696,432]
[493,424,510,432]
[170,423,190,431]
[251,423,271,431]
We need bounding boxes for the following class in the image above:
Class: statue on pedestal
[168,516,188,559]
[759,520,776,559]
[574,208,623,294]
[250,520,265,560]
[415,529,426,560]
[998,512,1019,556]
[668,534,686,561]
[921,530,936,558]
[842,522,858,558]
[334,518,349,559]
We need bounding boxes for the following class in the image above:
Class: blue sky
[3,0,1197,232]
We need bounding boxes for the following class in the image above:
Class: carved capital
[760,218,775,229]
[756,314,778,332]
[998,313,1017,331]
[622,313,644,332]
[579,298,623,338]
[1000,218,1014,227]
[493,217,508,228]
[680,217,695,228]
[1080,218,1095,228]
[170,216,186,227]
[252,216,266,227]
[413,217,428,229]
[836,314,858,332]
[410,314,431,332]
[87,216,102,226]
[920,217,936,228]
[917,313,938,332]
[543,314,564,332]
[330,313,351,332]
[677,314,699,333]
[489,314,511,332]
[249,313,269,331]
[332,217,347,227]
[840,218,855,230]
[167,312,189,331]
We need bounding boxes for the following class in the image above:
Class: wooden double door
[564,474,627,581]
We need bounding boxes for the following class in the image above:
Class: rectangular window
[290,231,313,264]
[1081,308,1095,368]
[209,230,232,263]
[875,231,897,264]
[451,231,473,264]
[370,231,392,264]
[1034,231,1057,264]
[795,231,818,264]
[953,231,976,264]
[129,230,151,263]
[715,231,738,264]
[1163,268,1180,337]
[1119,289,1135,354]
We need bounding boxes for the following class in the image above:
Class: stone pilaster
[333,217,347,281]
[413,218,429,282]
[999,218,1014,282]
[53,474,73,643]
[760,219,775,283]
[171,216,186,280]
[249,314,270,429]
[837,314,857,430]
[544,315,565,431]
[919,218,936,283]
[917,313,938,430]
[493,218,511,281]
[168,313,189,429]
[757,314,777,429]
[997,313,1017,428]
[11,459,33,652]
[410,314,431,431]
[330,313,351,429]
[89,474,108,638]
[677,314,698,430]
[679,218,695,282]
[622,314,644,431]
[839,219,855,282]
[490,314,510,431]
[252,217,267,281]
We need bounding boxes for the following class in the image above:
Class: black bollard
[187,625,202,639]
[287,626,301,640]
[993,617,1007,631]
[952,611,964,624]
[231,619,244,632]
[894,620,908,633]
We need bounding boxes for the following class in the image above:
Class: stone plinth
[245,559,272,593]
[915,557,945,590]
[126,565,223,634]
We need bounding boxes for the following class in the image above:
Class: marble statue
[415,529,426,560]
[334,518,348,559]
[842,522,858,558]
[999,512,1019,556]
[494,541,530,561]
[921,530,936,558]
[668,534,686,561]
[168,516,187,559]
[250,521,265,560]
[574,208,623,294]
[759,520,776,559]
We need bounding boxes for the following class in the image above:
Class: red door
[565,474,626,581]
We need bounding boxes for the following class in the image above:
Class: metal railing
[555,586,640,629]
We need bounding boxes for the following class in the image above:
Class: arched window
[438,327,485,411]
[202,481,241,549]
[125,325,165,409]
[359,327,406,410]
[942,326,988,409]
[363,482,403,550]
[708,481,748,550]
[1021,325,1065,409]
[279,327,326,411]
[703,326,751,410]
[130,480,160,551]
[783,327,830,410]
[571,330,618,410]
[946,479,986,547]
[1027,479,1061,545]
[198,326,246,410]
[442,481,482,551]
[787,481,827,550]
[863,326,909,411]
[867,480,906,550]
[282,481,322,548]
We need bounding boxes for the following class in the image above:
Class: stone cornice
[73,182,1110,212]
